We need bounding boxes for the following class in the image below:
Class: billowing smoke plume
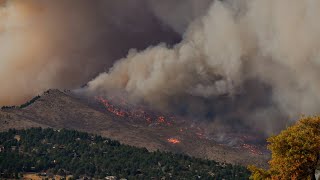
[0,0,211,105]
[87,0,320,135]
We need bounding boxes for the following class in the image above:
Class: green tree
[249,116,320,180]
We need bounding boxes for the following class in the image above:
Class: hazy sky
[2,0,320,136]
[0,0,209,105]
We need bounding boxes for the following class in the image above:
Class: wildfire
[95,96,175,126]
[157,116,165,123]
[96,96,265,154]
[97,97,127,117]
[167,138,181,144]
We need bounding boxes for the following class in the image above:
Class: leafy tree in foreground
[249,116,320,180]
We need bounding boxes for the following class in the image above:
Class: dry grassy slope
[0,89,269,167]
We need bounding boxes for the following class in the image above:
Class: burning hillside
[94,94,266,156]
[0,2,319,167]
[1,0,319,152]
[95,96,175,126]
[0,89,269,167]
[5,0,318,168]
[167,138,181,144]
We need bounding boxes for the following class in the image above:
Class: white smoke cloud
[87,0,320,134]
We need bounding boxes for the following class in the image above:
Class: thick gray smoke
[87,0,320,135]
[0,0,210,105]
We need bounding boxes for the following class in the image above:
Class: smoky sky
[0,0,212,105]
[87,0,320,135]
[3,0,319,136]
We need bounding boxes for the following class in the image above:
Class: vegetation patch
[0,128,250,179]
[249,116,320,180]
[19,95,41,109]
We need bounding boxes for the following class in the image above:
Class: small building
[105,176,117,180]
[14,135,21,142]
[31,148,39,153]
[53,144,60,149]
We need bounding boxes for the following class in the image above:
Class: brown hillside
[0,89,270,167]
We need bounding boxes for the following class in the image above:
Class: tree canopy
[0,128,250,179]
[249,116,320,180]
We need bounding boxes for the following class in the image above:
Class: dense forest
[0,128,250,179]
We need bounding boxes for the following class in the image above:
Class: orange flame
[97,97,127,117]
[95,96,175,126]
[167,138,181,144]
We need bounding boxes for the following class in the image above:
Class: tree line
[1,95,40,110]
